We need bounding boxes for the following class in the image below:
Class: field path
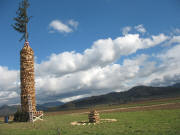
[71,102,180,115]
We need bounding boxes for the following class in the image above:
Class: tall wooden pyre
[20,41,36,112]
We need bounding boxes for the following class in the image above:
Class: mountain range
[0,83,180,116]
[50,83,180,111]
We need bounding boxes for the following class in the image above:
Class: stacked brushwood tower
[12,0,43,122]
[14,41,43,122]
[20,41,36,112]
[88,110,100,123]
[20,41,43,122]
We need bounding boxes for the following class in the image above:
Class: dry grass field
[0,97,180,135]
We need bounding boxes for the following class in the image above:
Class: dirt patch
[103,102,180,113]
[68,102,180,115]
[70,119,117,126]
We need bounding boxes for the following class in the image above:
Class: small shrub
[13,110,29,122]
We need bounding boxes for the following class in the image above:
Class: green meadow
[0,108,180,135]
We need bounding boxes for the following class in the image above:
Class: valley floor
[0,97,180,135]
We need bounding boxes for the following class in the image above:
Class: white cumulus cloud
[36,33,168,78]
[122,26,131,35]
[49,20,72,33]
[1,26,180,105]
[0,66,19,105]
[135,24,146,34]
[68,19,79,29]
[49,19,79,34]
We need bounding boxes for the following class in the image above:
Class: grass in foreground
[0,109,180,135]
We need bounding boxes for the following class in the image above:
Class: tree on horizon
[12,0,31,42]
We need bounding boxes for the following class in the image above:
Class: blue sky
[0,0,180,105]
[1,0,180,68]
